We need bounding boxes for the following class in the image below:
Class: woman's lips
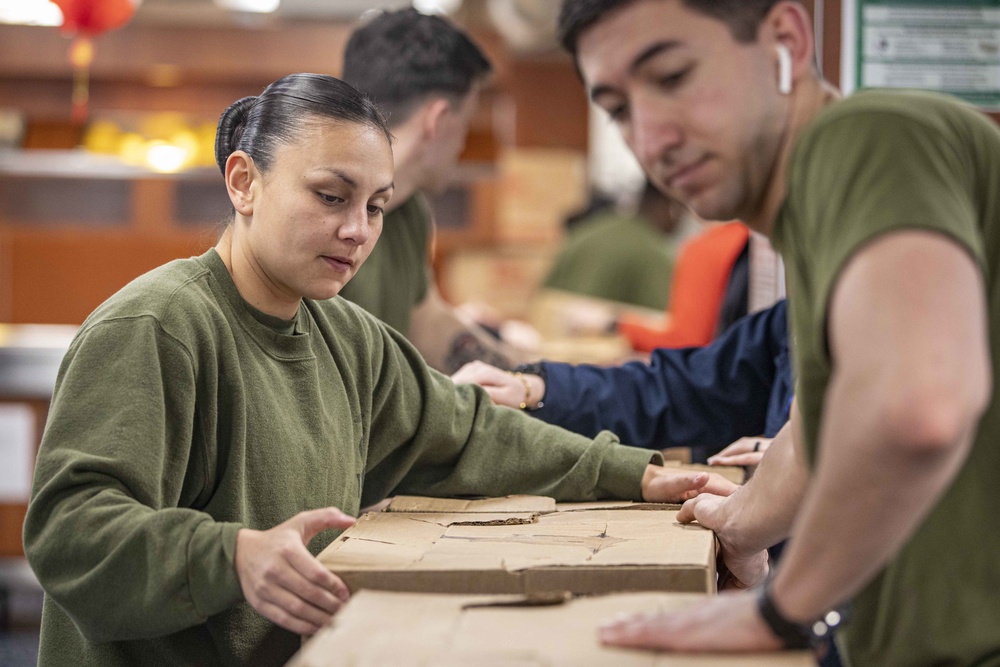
[322,255,353,272]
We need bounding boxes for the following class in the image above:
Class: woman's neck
[215,225,300,320]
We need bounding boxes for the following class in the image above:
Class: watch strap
[757,583,814,649]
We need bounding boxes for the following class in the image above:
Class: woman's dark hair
[214,72,391,176]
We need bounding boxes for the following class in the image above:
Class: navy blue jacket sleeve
[533,300,793,454]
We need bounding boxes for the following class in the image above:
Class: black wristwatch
[757,580,844,649]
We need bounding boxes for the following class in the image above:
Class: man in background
[544,180,697,310]
[341,8,529,372]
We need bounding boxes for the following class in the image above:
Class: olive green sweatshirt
[23,249,657,667]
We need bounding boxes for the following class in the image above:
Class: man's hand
[708,437,772,467]
[678,493,769,589]
[451,360,545,410]
[598,590,782,652]
[235,507,357,636]
[641,465,739,503]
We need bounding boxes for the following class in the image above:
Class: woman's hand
[708,437,772,467]
[451,360,545,410]
[235,507,357,635]
[641,465,739,503]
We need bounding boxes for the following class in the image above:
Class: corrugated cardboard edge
[331,563,715,596]
[387,495,556,513]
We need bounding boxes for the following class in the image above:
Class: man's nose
[629,101,683,169]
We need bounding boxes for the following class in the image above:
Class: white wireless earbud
[776,44,792,95]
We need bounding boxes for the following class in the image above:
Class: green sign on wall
[842,0,1000,108]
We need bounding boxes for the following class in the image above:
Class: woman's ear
[225,151,256,216]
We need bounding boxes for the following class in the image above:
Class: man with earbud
[559,1,1000,666]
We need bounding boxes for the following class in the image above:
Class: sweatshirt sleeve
[358,324,661,508]
[23,317,244,643]
[533,301,790,452]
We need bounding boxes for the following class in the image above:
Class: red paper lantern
[51,0,138,37]
[50,0,139,122]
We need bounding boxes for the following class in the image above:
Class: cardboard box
[319,495,716,596]
[287,590,816,667]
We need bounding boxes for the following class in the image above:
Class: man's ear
[761,1,816,89]
[224,151,256,216]
[422,98,453,141]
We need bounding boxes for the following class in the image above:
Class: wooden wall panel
[0,398,49,558]
[1,229,215,324]
[506,58,589,151]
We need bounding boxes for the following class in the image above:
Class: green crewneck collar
[198,248,315,360]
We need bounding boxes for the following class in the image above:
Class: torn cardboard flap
[555,500,680,512]
[320,498,716,595]
[387,495,556,513]
[287,590,817,667]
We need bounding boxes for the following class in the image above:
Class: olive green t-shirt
[338,194,432,335]
[772,90,1000,667]
[544,212,676,310]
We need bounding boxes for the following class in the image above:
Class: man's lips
[666,156,710,190]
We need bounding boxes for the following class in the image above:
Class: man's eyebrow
[589,40,683,103]
[590,83,619,103]
[374,182,394,194]
[630,40,683,74]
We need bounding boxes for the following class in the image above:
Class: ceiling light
[0,0,63,27]
[145,142,188,173]
[413,0,462,16]
[214,0,280,14]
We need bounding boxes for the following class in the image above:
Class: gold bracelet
[513,371,532,410]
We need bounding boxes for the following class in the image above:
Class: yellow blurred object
[196,122,218,167]
[68,37,93,69]
[79,113,218,171]
[119,132,147,165]
[81,120,122,155]
[145,140,188,173]
[141,112,186,141]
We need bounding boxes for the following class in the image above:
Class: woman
[23,73,732,667]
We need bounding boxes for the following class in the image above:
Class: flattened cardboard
[319,498,716,595]
[287,590,816,667]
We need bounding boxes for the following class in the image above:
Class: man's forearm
[720,420,807,553]
[770,376,976,622]
[771,232,990,623]
[409,288,529,373]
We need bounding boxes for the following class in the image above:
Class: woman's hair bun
[214,96,257,174]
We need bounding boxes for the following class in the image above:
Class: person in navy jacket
[452,300,791,463]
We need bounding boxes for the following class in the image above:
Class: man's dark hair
[558,0,784,55]
[343,8,492,126]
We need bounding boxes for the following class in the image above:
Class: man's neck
[749,78,841,236]
[384,123,424,213]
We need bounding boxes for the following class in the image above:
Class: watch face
[812,610,844,639]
